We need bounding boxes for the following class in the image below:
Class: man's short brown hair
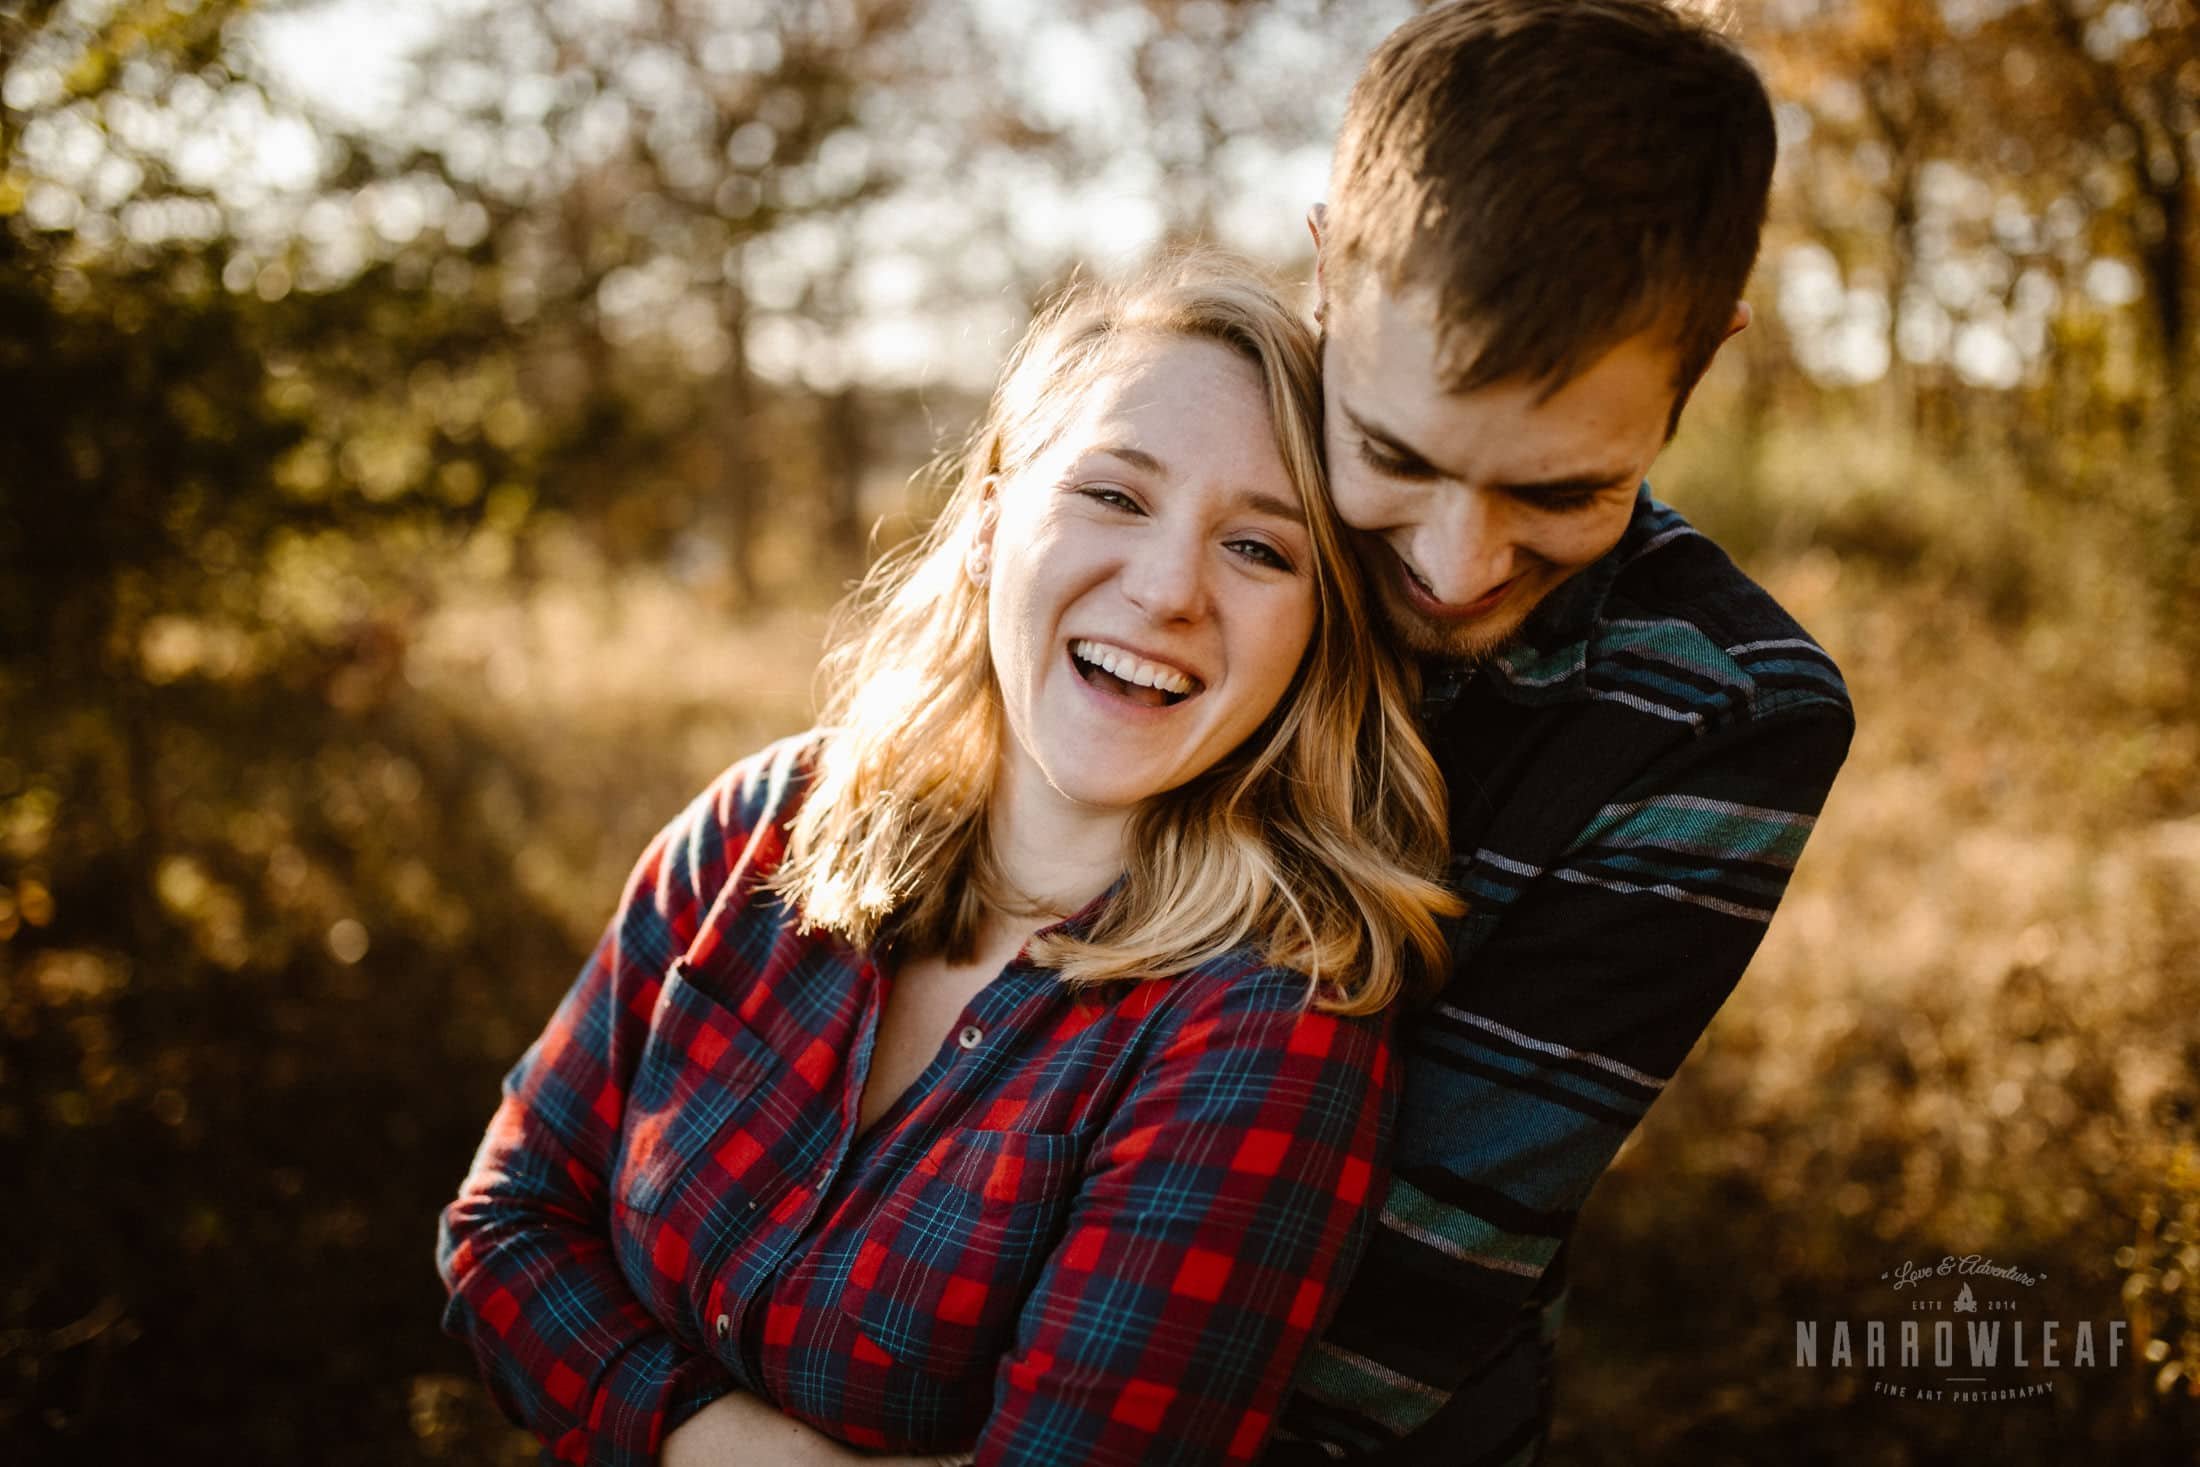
[1326,0,1775,421]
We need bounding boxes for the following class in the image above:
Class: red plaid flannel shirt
[436,734,1397,1465]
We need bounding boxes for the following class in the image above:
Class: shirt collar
[1420,482,1656,712]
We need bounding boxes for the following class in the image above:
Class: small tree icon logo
[1954,1283,1978,1314]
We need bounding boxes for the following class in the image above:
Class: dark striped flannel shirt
[1270,488,1855,1466]
[437,734,1397,1467]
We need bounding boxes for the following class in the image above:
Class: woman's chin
[1040,768,1170,812]
[1022,743,1195,813]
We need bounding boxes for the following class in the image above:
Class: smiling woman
[436,252,1463,1467]
[779,258,1458,1009]
[981,337,1317,823]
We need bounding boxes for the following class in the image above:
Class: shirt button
[715,1314,731,1341]
[957,1023,983,1050]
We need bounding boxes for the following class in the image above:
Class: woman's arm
[435,742,811,1466]
[970,967,1398,1467]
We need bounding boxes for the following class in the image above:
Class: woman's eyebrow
[1237,489,1307,524]
[1089,444,1305,524]
[1091,444,1165,476]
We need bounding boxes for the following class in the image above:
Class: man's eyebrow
[1498,470,1640,499]
[1089,445,1306,524]
[1340,403,1436,467]
[1341,403,1633,498]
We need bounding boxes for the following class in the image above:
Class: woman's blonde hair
[772,250,1462,1014]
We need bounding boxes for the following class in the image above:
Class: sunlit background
[2,0,2195,1461]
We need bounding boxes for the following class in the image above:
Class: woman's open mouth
[1069,638,1202,709]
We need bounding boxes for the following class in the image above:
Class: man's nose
[1413,489,1516,607]
[1117,520,1210,623]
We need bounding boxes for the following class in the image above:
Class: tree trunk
[819,386,867,575]
[715,271,762,608]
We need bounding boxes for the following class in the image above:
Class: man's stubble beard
[1367,567,1535,666]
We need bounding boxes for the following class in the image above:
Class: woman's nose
[1116,520,1210,624]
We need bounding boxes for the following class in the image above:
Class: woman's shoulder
[638,729,832,906]
[690,727,833,837]
[664,727,838,849]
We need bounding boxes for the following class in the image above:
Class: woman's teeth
[1070,639,1196,695]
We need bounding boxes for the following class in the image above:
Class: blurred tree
[2029,0,2194,442]
[375,0,1047,592]
[1753,0,2196,611]
[0,0,702,1454]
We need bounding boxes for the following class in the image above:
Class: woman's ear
[965,483,1000,588]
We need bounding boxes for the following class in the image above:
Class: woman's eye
[1076,484,1140,511]
[1228,539,1295,573]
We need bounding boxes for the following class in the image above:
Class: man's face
[1320,280,1680,661]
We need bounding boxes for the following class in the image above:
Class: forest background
[2,0,2196,1461]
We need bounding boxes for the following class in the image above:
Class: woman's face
[981,334,1319,814]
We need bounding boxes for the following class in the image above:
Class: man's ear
[1685,301,1753,397]
[1663,305,1754,441]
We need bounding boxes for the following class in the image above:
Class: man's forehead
[1327,292,1678,480]
[1333,277,1676,397]
[1328,276,1444,351]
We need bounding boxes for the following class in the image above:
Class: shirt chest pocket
[617,960,784,1218]
[836,1127,1081,1379]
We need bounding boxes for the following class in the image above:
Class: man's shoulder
[1445,497,1855,843]
[1578,498,1853,734]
